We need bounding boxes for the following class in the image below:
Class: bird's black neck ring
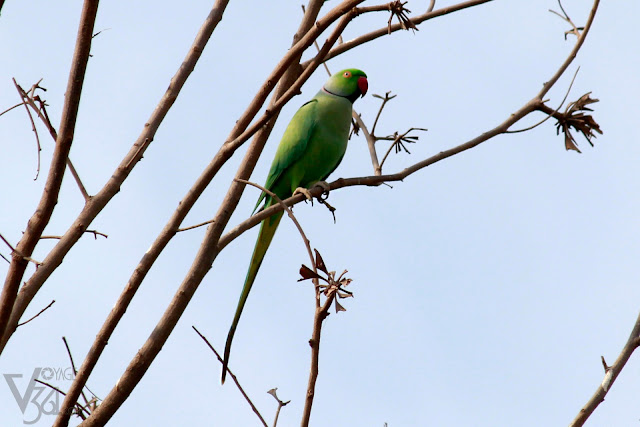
[323,87,358,103]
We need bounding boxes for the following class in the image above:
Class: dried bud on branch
[555,92,602,153]
[298,249,353,313]
[388,1,418,34]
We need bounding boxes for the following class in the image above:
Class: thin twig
[0,102,25,117]
[16,300,55,327]
[14,79,91,200]
[507,67,580,133]
[234,179,315,268]
[33,379,90,419]
[378,127,427,170]
[267,388,290,427]
[549,0,582,39]
[13,79,42,180]
[370,92,396,137]
[353,112,381,175]
[63,337,90,408]
[176,220,214,233]
[192,326,268,427]
[0,233,16,252]
[41,229,108,240]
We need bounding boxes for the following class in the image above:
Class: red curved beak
[358,76,368,97]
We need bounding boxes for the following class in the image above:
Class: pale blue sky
[1,1,639,426]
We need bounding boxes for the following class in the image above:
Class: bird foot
[314,181,331,192]
[313,181,331,201]
[293,187,314,203]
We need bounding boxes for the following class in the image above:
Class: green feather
[222,69,367,383]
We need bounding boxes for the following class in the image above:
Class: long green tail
[221,210,284,383]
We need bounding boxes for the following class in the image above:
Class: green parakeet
[222,68,368,383]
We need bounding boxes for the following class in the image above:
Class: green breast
[294,90,352,187]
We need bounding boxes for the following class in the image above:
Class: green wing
[253,99,318,212]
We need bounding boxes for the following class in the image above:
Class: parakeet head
[323,68,368,103]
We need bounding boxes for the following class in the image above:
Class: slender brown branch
[370,92,395,137]
[16,300,54,327]
[0,0,99,341]
[353,111,380,175]
[235,179,315,269]
[0,233,16,252]
[301,285,337,427]
[378,127,427,169]
[303,0,495,67]
[41,229,108,240]
[507,67,579,134]
[267,388,290,427]
[0,102,24,117]
[192,326,268,427]
[569,309,640,426]
[176,220,214,233]
[0,233,41,267]
[550,0,582,39]
[62,337,90,408]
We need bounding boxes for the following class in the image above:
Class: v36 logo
[3,367,75,424]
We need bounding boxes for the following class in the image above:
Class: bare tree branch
[570,308,640,426]
[0,0,99,341]
[300,253,352,427]
[40,229,107,240]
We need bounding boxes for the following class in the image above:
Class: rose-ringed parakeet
[221,69,368,383]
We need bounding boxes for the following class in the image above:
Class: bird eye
[343,71,351,78]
